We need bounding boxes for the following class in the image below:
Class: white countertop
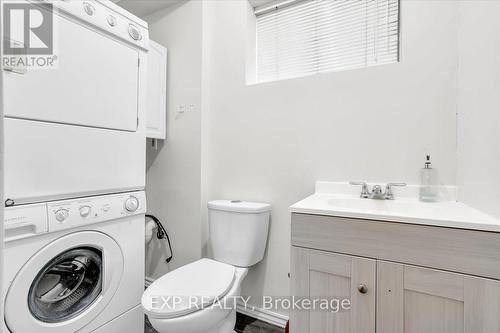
[290,182,500,232]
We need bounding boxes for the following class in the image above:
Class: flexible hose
[145,214,173,263]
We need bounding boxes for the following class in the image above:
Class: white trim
[237,301,288,329]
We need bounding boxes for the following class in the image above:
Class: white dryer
[3,191,146,333]
[3,0,149,205]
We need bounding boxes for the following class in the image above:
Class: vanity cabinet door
[290,247,376,333]
[377,261,500,333]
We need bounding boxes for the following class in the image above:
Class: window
[255,0,400,83]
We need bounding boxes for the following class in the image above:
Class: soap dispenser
[419,155,439,202]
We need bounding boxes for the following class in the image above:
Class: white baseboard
[145,276,155,287]
[236,301,288,329]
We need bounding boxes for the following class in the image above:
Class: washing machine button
[79,205,91,218]
[124,196,139,212]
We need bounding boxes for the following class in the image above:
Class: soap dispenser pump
[419,155,439,202]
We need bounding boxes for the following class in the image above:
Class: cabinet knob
[358,283,368,294]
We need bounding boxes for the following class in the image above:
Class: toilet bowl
[143,259,248,333]
[142,200,271,333]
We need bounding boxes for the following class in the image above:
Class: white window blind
[256,0,400,83]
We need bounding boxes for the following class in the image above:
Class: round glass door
[27,247,102,323]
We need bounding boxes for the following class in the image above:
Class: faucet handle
[350,181,370,198]
[384,183,407,200]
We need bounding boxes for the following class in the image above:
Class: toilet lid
[142,259,236,319]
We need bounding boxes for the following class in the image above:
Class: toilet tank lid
[208,200,271,213]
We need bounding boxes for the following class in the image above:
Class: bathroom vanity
[290,182,500,333]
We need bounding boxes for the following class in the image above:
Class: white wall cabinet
[146,40,167,139]
[291,214,500,333]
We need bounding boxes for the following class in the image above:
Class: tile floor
[145,313,285,333]
[144,316,156,333]
[234,313,285,333]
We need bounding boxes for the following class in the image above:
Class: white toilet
[142,200,271,333]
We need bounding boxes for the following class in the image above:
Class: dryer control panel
[4,191,146,242]
[50,0,149,50]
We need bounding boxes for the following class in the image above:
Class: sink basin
[325,196,449,218]
[327,197,416,212]
[290,181,500,232]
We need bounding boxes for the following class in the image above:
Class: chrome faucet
[350,182,407,200]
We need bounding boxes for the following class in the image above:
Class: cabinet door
[146,40,167,139]
[290,247,376,333]
[377,261,500,333]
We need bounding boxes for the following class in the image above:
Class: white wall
[457,1,500,219]
[0,29,4,324]
[203,0,459,311]
[141,0,500,319]
[144,1,203,278]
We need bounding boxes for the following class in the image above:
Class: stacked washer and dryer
[3,1,149,332]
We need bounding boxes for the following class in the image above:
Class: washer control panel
[47,191,146,232]
[4,203,48,242]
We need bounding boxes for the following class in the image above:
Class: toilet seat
[142,259,236,320]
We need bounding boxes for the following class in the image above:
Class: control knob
[55,209,69,222]
[124,196,139,213]
[107,15,117,27]
[79,205,91,218]
[128,24,142,41]
[83,2,95,16]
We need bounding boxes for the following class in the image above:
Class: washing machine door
[4,231,124,333]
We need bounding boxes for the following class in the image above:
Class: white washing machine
[2,191,146,333]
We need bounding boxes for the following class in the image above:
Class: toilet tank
[208,200,271,267]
